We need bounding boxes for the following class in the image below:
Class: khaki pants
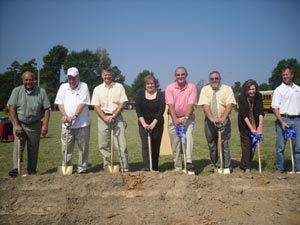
[13,121,41,173]
[61,125,90,173]
[97,114,128,170]
[168,114,195,170]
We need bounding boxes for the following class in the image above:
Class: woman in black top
[238,79,264,172]
[135,75,165,171]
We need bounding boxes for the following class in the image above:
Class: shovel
[216,123,224,174]
[288,137,295,174]
[257,141,262,174]
[180,137,187,174]
[17,135,21,177]
[146,129,153,171]
[58,122,73,175]
[106,124,119,173]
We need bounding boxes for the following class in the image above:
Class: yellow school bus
[236,90,274,112]
[260,90,273,112]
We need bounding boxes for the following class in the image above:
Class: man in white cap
[55,67,91,174]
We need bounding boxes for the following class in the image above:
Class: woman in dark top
[238,79,264,172]
[135,75,165,171]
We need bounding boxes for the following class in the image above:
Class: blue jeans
[275,117,300,172]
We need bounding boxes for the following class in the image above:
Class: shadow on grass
[40,167,59,175]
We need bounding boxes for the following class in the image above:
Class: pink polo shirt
[165,81,197,117]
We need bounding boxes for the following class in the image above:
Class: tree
[196,79,204,99]
[64,49,99,95]
[258,83,270,91]
[268,58,300,90]
[41,45,68,108]
[232,81,242,100]
[96,48,111,72]
[111,66,125,84]
[0,60,38,109]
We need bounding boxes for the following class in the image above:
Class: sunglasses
[210,77,220,81]
[176,73,186,77]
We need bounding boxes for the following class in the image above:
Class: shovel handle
[289,137,295,174]
[181,137,187,173]
[218,130,223,173]
[147,131,153,171]
[110,125,114,167]
[258,141,261,174]
[64,127,69,169]
[17,138,21,176]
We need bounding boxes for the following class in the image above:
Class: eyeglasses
[210,77,220,81]
[176,73,186,77]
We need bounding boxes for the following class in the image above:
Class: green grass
[0,108,294,177]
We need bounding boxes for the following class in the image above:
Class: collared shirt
[91,82,128,113]
[198,84,236,118]
[165,82,197,117]
[55,81,90,128]
[271,82,300,115]
[8,85,51,124]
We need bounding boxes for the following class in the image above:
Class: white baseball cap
[67,67,79,77]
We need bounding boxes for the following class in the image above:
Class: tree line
[0,44,299,110]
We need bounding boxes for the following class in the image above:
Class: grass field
[0,108,294,178]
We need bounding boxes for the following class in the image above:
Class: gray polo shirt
[8,85,51,124]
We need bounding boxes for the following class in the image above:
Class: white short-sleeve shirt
[271,82,300,115]
[55,82,90,128]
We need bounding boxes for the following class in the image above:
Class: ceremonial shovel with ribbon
[284,128,296,174]
[176,124,187,173]
[251,133,264,174]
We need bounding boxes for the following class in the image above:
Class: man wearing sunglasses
[198,71,236,174]
[165,67,197,174]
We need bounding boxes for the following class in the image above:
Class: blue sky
[0,0,299,90]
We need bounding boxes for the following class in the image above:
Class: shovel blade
[57,166,73,175]
[218,168,230,175]
[105,165,120,173]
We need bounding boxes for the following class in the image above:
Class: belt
[281,114,300,119]
[105,113,113,116]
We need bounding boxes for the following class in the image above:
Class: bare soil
[0,170,300,225]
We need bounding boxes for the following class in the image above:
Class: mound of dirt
[0,171,300,225]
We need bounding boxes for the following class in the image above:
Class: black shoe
[28,170,37,175]
[186,163,195,170]
[9,168,18,177]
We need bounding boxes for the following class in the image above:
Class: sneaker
[9,168,18,177]
[121,168,129,173]
[223,168,231,174]
[245,169,251,173]
[79,170,88,174]
[296,171,300,174]
[174,168,182,172]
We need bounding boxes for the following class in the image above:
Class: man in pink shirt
[165,67,198,173]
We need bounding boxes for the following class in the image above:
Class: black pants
[138,124,163,171]
[239,130,253,170]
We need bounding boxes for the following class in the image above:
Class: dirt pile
[0,171,300,225]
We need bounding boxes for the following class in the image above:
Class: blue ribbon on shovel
[251,133,264,154]
[284,128,296,140]
[176,125,186,144]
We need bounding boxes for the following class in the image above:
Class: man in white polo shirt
[55,67,91,174]
[272,65,300,173]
